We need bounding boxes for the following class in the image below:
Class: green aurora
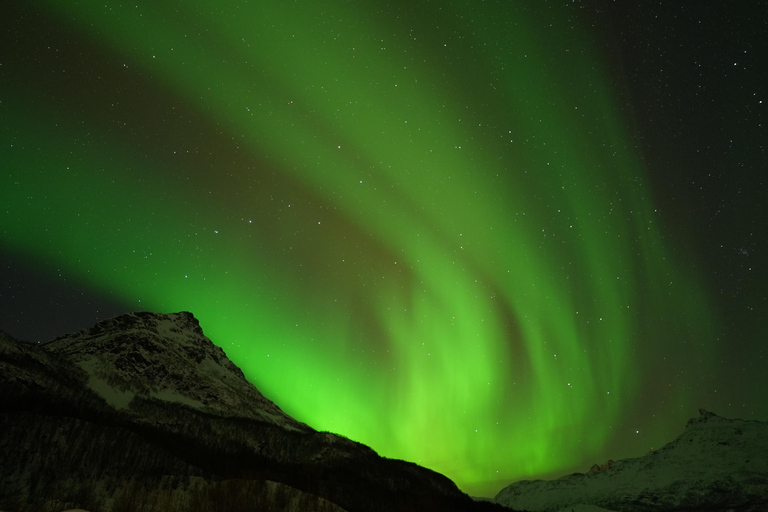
[2,0,716,496]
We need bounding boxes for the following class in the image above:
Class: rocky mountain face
[0,312,511,512]
[45,311,305,429]
[494,410,768,512]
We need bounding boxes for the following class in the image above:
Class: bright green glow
[2,1,716,496]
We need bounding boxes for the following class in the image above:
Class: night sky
[1,0,766,498]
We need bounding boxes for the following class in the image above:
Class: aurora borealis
[2,0,766,498]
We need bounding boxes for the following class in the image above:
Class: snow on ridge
[45,311,310,432]
[494,410,768,512]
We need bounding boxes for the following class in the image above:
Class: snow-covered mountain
[45,311,306,430]
[0,311,511,512]
[494,409,768,512]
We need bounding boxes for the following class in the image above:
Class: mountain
[45,311,306,429]
[494,410,768,512]
[0,311,511,512]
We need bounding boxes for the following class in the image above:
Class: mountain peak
[684,408,725,429]
[46,311,308,431]
[53,311,205,342]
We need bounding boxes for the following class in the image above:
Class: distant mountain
[494,410,768,512]
[0,311,511,512]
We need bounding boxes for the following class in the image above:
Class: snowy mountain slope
[45,311,308,430]
[494,409,768,512]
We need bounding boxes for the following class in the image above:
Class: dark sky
[596,2,767,408]
[1,0,766,497]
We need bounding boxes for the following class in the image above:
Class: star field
[1,0,765,497]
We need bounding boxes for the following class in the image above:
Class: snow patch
[87,374,135,409]
[150,388,205,409]
[77,357,135,409]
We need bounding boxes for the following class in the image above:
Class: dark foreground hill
[0,311,512,512]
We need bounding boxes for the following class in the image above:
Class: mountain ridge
[494,409,768,512]
[0,311,511,512]
[44,311,307,430]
